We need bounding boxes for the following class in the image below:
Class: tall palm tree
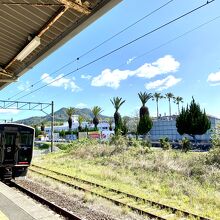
[66,107,75,131]
[165,93,174,117]
[174,96,183,114]
[152,92,163,118]
[92,106,102,130]
[110,97,125,135]
[137,92,153,135]
[138,92,152,118]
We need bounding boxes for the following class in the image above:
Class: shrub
[37,143,50,150]
[181,137,191,152]
[207,124,220,166]
[159,137,171,150]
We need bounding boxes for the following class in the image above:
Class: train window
[20,134,33,145]
[5,133,16,145]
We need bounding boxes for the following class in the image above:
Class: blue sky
[1,0,220,121]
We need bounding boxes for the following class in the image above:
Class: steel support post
[51,101,54,152]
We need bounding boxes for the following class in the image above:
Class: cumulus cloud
[145,75,182,91]
[76,103,87,108]
[41,73,81,92]
[0,109,19,114]
[135,55,180,78]
[207,71,220,86]
[17,81,31,91]
[127,56,136,65]
[91,55,180,89]
[91,69,134,89]
[81,74,92,80]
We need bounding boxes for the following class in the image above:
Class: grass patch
[33,137,220,219]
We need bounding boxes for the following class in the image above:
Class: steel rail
[10,181,82,220]
[30,165,211,220]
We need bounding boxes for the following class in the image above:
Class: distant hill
[15,107,112,126]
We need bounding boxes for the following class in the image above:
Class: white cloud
[127,56,136,65]
[135,55,180,78]
[76,103,87,108]
[0,109,20,114]
[41,73,81,92]
[81,74,92,80]
[145,75,182,91]
[207,71,220,86]
[91,68,134,89]
[17,81,31,91]
[91,55,180,89]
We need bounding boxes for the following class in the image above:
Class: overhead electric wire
[12,0,215,101]
[47,14,220,102]
[116,14,220,69]
[7,0,176,100]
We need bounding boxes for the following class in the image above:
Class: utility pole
[51,101,54,152]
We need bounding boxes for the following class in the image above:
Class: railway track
[10,180,82,220]
[30,164,211,220]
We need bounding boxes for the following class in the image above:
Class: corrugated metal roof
[0,0,121,89]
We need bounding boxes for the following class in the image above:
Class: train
[0,123,34,181]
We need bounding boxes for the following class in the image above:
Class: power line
[7,0,175,100]
[14,0,215,101]
[116,15,220,69]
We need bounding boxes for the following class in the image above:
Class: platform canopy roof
[0,0,121,90]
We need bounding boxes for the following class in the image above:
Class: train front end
[0,123,34,181]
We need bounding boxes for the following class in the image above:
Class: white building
[44,115,112,134]
[149,115,220,142]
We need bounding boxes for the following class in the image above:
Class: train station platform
[0,182,62,220]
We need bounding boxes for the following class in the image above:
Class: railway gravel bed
[15,179,118,220]
[16,177,146,220]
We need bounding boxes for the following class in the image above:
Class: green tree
[92,106,102,130]
[137,92,152,135]
[122,116,129,135]
[174,96,183,114]
[107,118,114,131]
[33,125,41,138]
[137,115,153,135]
[110,97,125,135]
[152,92,163,118]
[165,92,174,117]
[40,122,45,132]
[78,115,84,131]
[138,92,152,118]
[176,97,211,141]
[66,107,75,131]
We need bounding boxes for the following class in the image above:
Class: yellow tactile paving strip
[0,211,9,220]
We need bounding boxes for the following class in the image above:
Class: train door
[3,132,17,164]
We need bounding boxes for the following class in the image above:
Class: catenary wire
[13,0,216,101]
[47,14,220,102]
[7,0,176,100]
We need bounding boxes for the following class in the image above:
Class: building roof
[0,0,121,90]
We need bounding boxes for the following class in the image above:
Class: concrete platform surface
[0,181,62,220]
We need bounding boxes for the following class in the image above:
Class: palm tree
[138,92,152,118]
[107,118,114,131]
[152,92,163,118]
[137,92,153,135]
[174,96,183,114]
[40,122,45,132]
[110,97,125,135]
[66,107,75,131]
[78,115,84,131]
[92,106,102,130]
[165,93,174,117]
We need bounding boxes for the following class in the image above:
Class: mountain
[15,107,112,126]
